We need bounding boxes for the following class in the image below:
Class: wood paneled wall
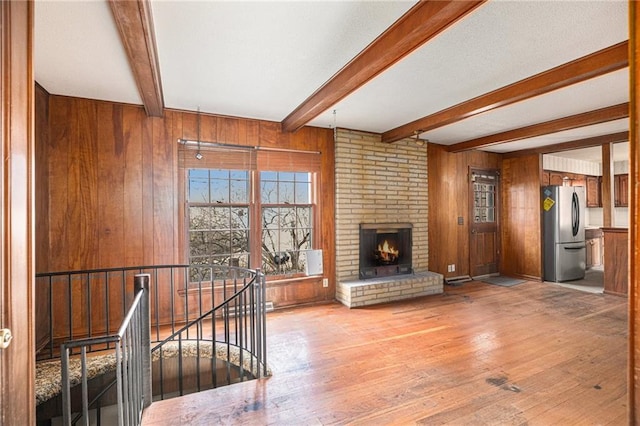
[501,154,543,280]
[44,96,171,268]
[35,84,50,273]
[427,144,501,278]
[36,93,335,308]
[428,145,542,281]
[35,84,50,351]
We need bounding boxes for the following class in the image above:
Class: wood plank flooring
[142,280,628,425]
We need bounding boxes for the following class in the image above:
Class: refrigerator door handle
[564,245,586,250]
[571,192,580,237]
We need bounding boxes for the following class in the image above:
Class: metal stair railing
[60,273,151,426]
[36,263,268,422]
[151,266,268,400]
[36,264,190,361]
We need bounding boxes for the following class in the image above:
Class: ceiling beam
[447,102,629,153]
[501,131,629,159]
[108,0,164,117]
[382,41,629,143]
[280,0,486,133]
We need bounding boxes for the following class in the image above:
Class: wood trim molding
[0,0,36,423]
[382,41,629,143]
[629,1,639,422]
[108,0,164,117]
[447,103,629,152]
[602,142,613,227]
[281,0,486,133]
[502,131,629,159]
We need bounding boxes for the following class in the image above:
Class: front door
[469,168,500,278]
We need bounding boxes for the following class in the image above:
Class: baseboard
[224,301,274,317]
[445,275,472,286]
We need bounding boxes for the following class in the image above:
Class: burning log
[374,240,399,265]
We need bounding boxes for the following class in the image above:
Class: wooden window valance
[179,142,320,172]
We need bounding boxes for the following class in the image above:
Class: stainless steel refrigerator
[542,185,586,282]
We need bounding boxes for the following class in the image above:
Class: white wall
[614,160,629,174]
[586,208,602,227]
[614,208,629,227]
[543,155,601,176]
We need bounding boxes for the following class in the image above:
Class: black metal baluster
[68,274,73,344]
[87,272,92,349]
[48,276,53,358]
[153,269,160,342]
[106,271,111,349]
[178,334,184,396]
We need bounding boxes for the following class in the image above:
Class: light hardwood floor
[142,280,628,425]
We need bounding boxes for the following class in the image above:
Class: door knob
[0,329,13,349]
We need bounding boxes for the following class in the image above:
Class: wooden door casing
[0,1,35,423]
[469,168,500,278]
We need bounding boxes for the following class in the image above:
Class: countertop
[600,227,628,233]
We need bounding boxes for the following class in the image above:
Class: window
[186,167,316,280]
[260,172,313,276]
[473,174,496,223]
[187,169,250,280]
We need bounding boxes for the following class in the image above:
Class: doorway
[469,168,500,278]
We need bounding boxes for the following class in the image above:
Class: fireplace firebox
[359,223,412,279]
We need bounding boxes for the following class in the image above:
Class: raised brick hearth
[336,272,443,308]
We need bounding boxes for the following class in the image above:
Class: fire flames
[375,240,399,264]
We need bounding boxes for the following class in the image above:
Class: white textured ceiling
[309,0,628,133]
[152,1,416,121]
[34,0,630,161]
[34,0,141,105]
[423,69,629,147]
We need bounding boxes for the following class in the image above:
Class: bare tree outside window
[188,169,250,281]
[261,172,313,276]
[187,168,315,280]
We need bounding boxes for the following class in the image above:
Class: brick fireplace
[334,129,443,308]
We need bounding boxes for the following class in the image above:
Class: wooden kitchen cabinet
[542,170,589,188]
[549,171,565,186]
[541,171,550,186]
[571,175,586,188]
[614,174,628,207]
[586,175,601,207]
[585,228,603,269]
